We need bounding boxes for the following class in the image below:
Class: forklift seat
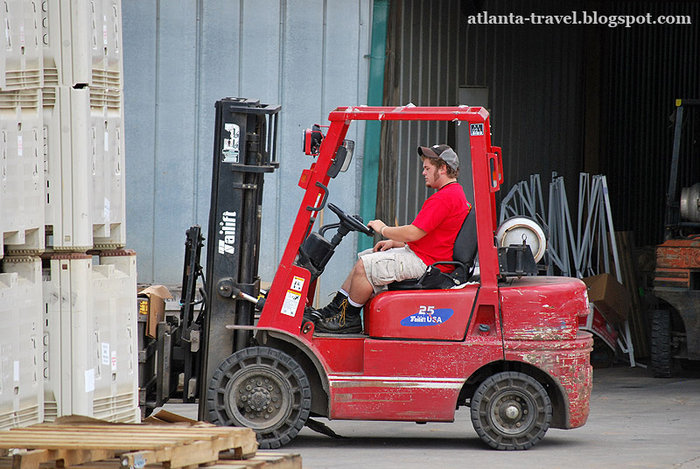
[387,208,477,291]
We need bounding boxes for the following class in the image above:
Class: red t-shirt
[408,182,470,271]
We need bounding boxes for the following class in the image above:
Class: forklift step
[312,332,368,338]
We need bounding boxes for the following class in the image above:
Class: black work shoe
[304,292,348,323]
[314,303,362,334]
[302,306,318,324]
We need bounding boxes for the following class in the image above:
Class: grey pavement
[163,365,700,469]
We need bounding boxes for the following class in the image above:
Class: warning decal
[281,291,302,317]
[470,123,484,136]
[290,276,305,292]
[281,276,305,317]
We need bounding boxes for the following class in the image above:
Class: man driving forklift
[306,144,471,334]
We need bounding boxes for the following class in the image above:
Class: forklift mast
[197,98,280,416]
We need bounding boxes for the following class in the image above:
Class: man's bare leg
[345,260,373,306]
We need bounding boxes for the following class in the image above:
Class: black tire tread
[205,346,311,449]
[651,309,673,378]
[470,371,552,451]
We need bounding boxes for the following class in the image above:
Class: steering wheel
[327,203,374,236]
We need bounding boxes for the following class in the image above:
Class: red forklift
[144,99,592,451]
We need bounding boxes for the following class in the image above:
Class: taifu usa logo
[218,211,237,255]
[400,306,454,327]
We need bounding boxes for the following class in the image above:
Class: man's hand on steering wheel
[367,219,387,236]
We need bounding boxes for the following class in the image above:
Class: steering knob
[352,214,374,231]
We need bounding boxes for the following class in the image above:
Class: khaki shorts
[359,246,428,294]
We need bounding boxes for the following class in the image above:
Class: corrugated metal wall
[122,1,371,296]
[379,0,462,226]
[382,0,699,247]
[460,0,586,192]
[380,0,586,226]
[598,1,700,245]
[122,0,699,292]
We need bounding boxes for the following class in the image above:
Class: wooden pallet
[0,422,261,469]
[0,453,300,469]
[11,452,303,469]
[195,452,300,469]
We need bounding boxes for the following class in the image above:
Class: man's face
[422,158,442,188]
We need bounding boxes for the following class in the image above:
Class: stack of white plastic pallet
[0,0,138,429]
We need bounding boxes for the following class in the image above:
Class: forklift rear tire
[470,371,552,450]
[206,346,311,449]
[651,309,673,378]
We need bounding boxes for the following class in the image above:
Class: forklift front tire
[206,346,312,449]
[470,371,552,450]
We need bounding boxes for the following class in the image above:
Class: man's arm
[367,220,426,243]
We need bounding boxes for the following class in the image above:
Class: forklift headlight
[303,124,324,155]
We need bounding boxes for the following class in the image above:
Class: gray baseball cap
[417,144,459,170]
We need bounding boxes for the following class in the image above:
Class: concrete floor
[163,365,700,469]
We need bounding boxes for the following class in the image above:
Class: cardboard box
[137,285,173,338]
[582,274,630,325]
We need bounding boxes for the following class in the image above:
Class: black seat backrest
[452,208,477,267]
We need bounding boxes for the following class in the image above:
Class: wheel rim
[224,366,293,431]
[488,388,537,436]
